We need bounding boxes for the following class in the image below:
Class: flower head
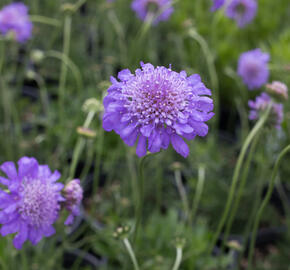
[63,179,83,225]
[238,49,270,90]
[211,0,225,12]
[226,0,257,28]
[248,92,283,129]
[266,81,288,101]
[0,157,64,249]
[0,3,32,43]
[131,0,174,25]
[102,62,214,158]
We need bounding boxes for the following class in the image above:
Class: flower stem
[189,164,205,225]
[171,247,183,270]
[30,15,61,27]
[208,105,271,255]
[248,144,290,268]
[58,15,72,123]
[222,132,260,248]
[174,169,190,221]
[123,238,140,270]
[133,156,146,242]
[68,111,95,180]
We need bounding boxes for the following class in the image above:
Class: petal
[17,157,38,179]
[0,162,17,179]
[42,226,55,237]
[28,228,42,245]
[189,121,209,137]
[136,135,147,157]
[38,165,51,178]
[140,124,154,137]
[1,220,19,236]
[118,69,133,81]
[171,134,190,158]
[0,176,9,186]
[64,214,74,226]
[123,128,139,146]
[120,123,137,139]
[48,170,61,183]
[148,130,162,153]
[13,222,28,249]
[160,130,170,149]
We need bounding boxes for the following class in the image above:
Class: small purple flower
[248,93,283,129]
[211,0,225,12]
[131,0,174,25]
[226,0,257,28]
[102,62,214,158]
[0,3,32,43]
[0,157,64,249]
[63,179,83,225]
[238,49,270,90]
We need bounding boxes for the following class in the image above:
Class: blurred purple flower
[63,179,83,225]
[226,0,257,28]
[211,0,225,12]
[248,92,283,129]
[102,62,214,158]
[0,3,32,43]
[131,0,174,25]
[238,48,270,90]
[0,157,65,249]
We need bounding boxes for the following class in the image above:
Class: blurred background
[0,0,290,269]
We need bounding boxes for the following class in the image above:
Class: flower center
[124,68,190,127]
[235,3,246,15]
[19,179,60,228]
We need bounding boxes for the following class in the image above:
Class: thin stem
[123,238,140,270]
[208,105,272,255]
[174,169,190,221]
[172,247,183,270]
[30,15,61,27]
[248,144,290,268]
[133,156,146,242]
[189,164,205,225]
[223,133,260,247]
[188,29,219,131]
[68,111,95,180]
[58,15,72,123]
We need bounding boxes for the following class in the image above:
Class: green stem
[30,15,61,27]
[58,15,72,123]
[208,105,272,255]
[189,164,205,225]
[248,144,290,268]
[175,169,190,221]
[188,29,219,131]
[68,111,95,180]
[123,238,140,270]
[222,133,260,247]
[172,247,183,270]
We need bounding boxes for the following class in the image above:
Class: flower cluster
[0,157,83,249]
[0,3,32,43]
[211,0,257,28]
[248,93,283,129]
[102,62,214,158]
[238,49,270,90]
[131,0,174,25]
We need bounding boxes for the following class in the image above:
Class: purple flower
[0,157,64,249]
[226,0,257,28]
[238,49,270,90]
[248,93,283,129]
[131,0,174,25]
[102,62,214,158]
[0,3,32,43]
[63,179,83,225]
[211,0,225,12]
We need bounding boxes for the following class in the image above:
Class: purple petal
[17,157,38,179]
[13,222,28,249]
[136,135,147,157]
[0,162,17,179]
[171,134,190,158]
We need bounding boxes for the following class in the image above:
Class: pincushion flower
[0,3,33,43]
[102,62,214,158]
[248,93,283,129]
[0,157,64,249]
[226,0,257,28]
[63,179,83,225]
[238,49,270,90]
[211,0,225,12]
[131,0,174,25]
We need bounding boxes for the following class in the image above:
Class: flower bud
[266,81,288,101]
